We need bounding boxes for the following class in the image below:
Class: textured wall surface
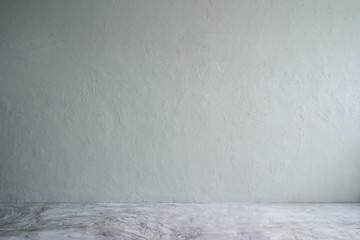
[1,0,360,203]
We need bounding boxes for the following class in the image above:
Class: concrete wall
[1,0,360,203]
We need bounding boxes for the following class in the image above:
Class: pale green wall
[1,0,360,203]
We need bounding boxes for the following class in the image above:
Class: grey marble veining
[0,203,359,239]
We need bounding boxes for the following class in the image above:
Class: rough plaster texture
[1,0,360,203]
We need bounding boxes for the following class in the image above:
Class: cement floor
[0,203,359,239]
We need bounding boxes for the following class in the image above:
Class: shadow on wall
[0,98,20,203]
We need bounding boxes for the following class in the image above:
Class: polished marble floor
[0,203,359,239]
